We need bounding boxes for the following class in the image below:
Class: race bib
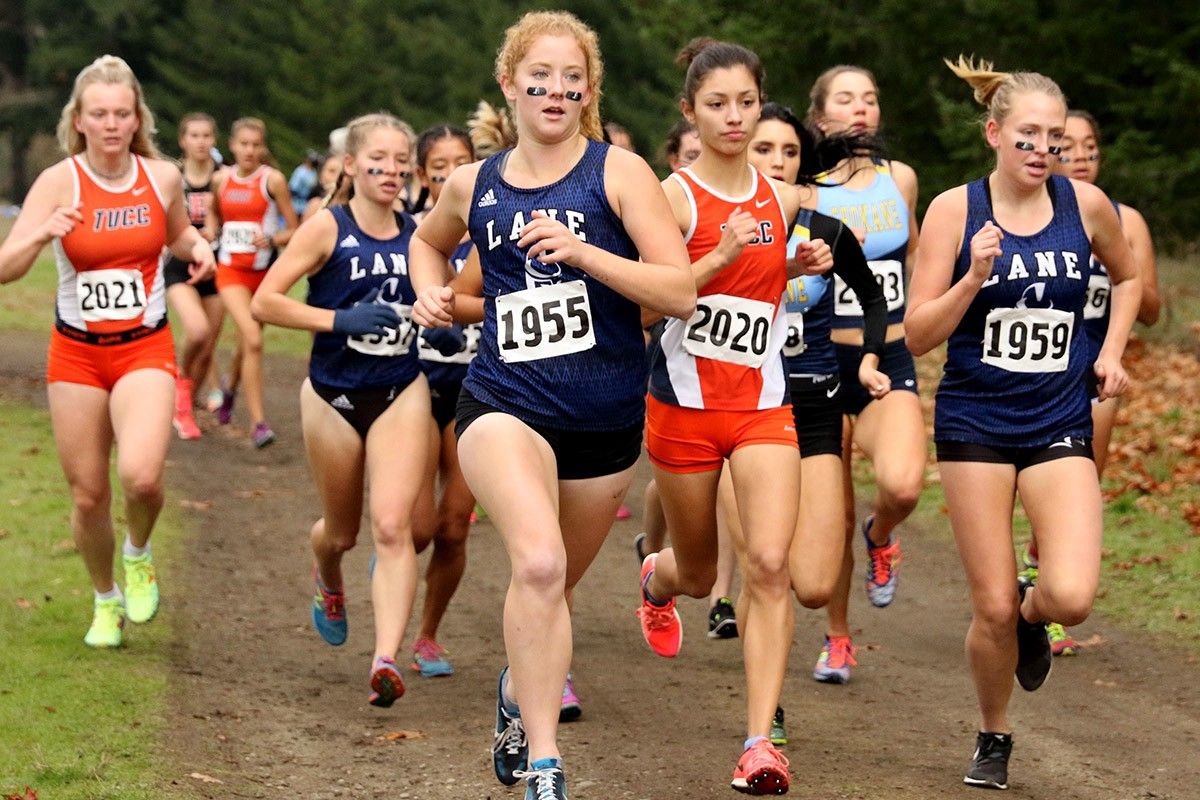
[981,307,1074,373]
[833,259,905,316]
[220,221,262,255]
[1083,272,1110,321]
[418,322,482,364]
[782,311,806,357]
[347,303,416,357]
[76,269,146,322]
[682,294,775,368]
[495,281,595,363]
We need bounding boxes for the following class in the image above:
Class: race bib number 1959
[77,269,146,322]
[981,307,1074,373]
[682,294,775,368]
[496,281,595,363]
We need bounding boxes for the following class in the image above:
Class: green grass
[0,400,187,798]
[1141,254,1200,354]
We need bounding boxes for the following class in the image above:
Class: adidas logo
[477,188,498,208]
[330,394,355,411]
[339,234,360,249]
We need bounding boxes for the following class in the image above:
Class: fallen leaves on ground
[188,773,223,784]
[179,499,213,511]
[377,730,426,742]
[14,598,36,610]
[3,788,37,800]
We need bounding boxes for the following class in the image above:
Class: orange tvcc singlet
[215,165,278,294]
[646,165,798,473]
[47,154,176,391]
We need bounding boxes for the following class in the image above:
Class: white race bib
[682,294,775,368]
[495,281,595,363]
[782,311,806,357]
[418,322,482,364]
[220,221,262,255]
[76,269,146,322]
[347,303,416,357]
[1083,273,1110,321]
[981,307,1074,373]
[833,259,904,316]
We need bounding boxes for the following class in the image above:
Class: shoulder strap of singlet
[138,156,168,210]
[667,171,698,244]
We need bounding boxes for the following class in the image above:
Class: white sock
[96,585,123,602]
[123,538,150,558]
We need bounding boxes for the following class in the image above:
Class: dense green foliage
[2,0,1197,242]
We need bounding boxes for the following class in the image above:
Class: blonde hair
[468,100,517,158]
[944,55,1065,125]
[325,112,414,209]
[806,65,878,129]
[493,10,604,142]
[56,55,160,158]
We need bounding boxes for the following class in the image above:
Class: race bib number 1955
[496,280,595,363]
[981,307,1074,373]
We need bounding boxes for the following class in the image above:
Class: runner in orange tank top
[0,55,214,648]
[634,38,832,796]
[208,117,298,447]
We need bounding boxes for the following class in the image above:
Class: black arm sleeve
[810,212,887,357]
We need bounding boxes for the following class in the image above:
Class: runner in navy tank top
[252,113,433,711]
[806,65,927,624]
[908,58,1142,791]
[409,13,694,800]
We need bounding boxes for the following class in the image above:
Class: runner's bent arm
[905,187,983,356]
[1119,204,1159,325]
[410,163,479,326]
[250,210,339,330]
[155,161,214,279]
[0,164,78,284]
[266,170,299,248]
[450,246,485,325]
[825,215,888,390]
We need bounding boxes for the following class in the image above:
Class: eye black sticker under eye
[527,86,548,97]
[565,91,583,102]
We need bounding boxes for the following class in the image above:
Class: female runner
[209,117,297,447]
[808,65,926,622]
[165,111,224,440]
[635,39,832,795]
[251,112,429,707]
[907,57,1140,789]
[1024,108,1162,655]
[300,153,342,222]
[0,55,214,646]
[411,12,694,799]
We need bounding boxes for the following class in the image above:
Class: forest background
[1,0,1197,245]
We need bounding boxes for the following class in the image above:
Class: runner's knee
[1034,583,1093,627]
[371,515,413,551]
[120,470,163,507]
[511,550,566,595]
[676,563,717,599]
[973,590,1019,634]
[744,547,791,596]
[70,482,111,517]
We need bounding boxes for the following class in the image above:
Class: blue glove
[332,288,401,336]
[421,324,466,356]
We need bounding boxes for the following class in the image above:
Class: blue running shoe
[862,516,901,607]
[368,655,405,707]
[514,758,568,800]
[411,637,454,677]
[492,667,527,785]
[311,567,347,646]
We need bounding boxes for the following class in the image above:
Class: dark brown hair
[677,37,764,107]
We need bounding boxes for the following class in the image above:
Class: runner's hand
[37,203,84,242]
[414,285,455,328]
[789,238,833,277]
[970,221,1003,282]
[518,210,590,267]
[1093,355,1129,401]
[333,288,401,335]
[421,324,466,356]
[188,240,216,283]
[714,206,759,268]
[858,363,892,400]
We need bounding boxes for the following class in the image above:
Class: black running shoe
[963,731,1012,790]
[515,759,568,800]
[634,532,648,565]
[707,597,738,639]
[1015,577,1052,691]
[492,667,527,785]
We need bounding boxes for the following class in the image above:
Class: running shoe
[514,759,567,800]
[636,553,682,658]
[963,730,1012,790]
[559,673,582,722]
[1021,542,1039,571]
[862,516,901,607]
[633,532,648,564]
[368,655,405,707]
[173,378,201,440]
[411,637,454,677]
[310,568,347,646]
[1047,623,1078,657]
[216,389,236,425]
[707,597,738,639]
[492,667,527,786]
[812,635,857,684]
[769,706,788,747]
[205,387,224,413]
[252,422,276,448]
[731,739,790,795]
[615,503,632,520]
[1015,576,1052,691]
[84,595,125,648]
[122,552,160,624]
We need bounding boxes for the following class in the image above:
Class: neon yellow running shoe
[123,553,160,624]
[84,595,125,647]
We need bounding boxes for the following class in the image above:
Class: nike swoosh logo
[826,386,839,398]
[132,186,148,196]
[755,198,770,208]
[1048,437,1073,449]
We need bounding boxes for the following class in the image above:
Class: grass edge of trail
[0,398,196,799]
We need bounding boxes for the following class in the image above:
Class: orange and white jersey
[648,165,790,410]
[54,154,169,334]
[216,165,278,271]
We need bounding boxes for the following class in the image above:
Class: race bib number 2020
[682,294,775,368]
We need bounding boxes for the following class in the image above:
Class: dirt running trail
[2,329,1197,799]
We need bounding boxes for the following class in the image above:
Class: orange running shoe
[636,554,681,658]
[173,377,201,440]
[731,739,790,795]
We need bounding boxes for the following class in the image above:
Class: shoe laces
[867,537,900,585]
[1046,622,1071,642]
[492,714,526,756]
[316,584,345,621]
[125,557,154,587]
[413,638,446,662]
[824,636,858,669]
[95,596,124,620]
[637,601,677,630]
[743,740,790,771]
[372,655,398,674]
[513,765,562,800]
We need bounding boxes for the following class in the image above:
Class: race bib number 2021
[77,269,147,322]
